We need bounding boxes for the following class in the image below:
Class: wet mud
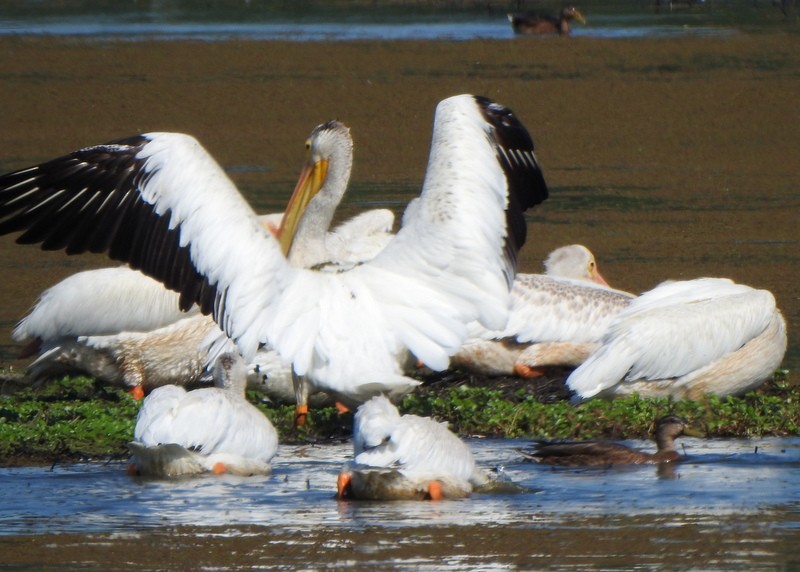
[0,34,798,372]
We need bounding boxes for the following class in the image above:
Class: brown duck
[508,6,587,36]
[520,416,698,466]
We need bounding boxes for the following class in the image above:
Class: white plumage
[10,122,391,402]
[0,95,548,419]
[451,245,634,377]
[566,277,787,401]
[128,352,278,477]
[337,395,489,500]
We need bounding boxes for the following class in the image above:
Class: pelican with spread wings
[0,94,548,421]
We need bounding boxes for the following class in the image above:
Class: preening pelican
[11,121,391,402]
[566,277,787,402]
[508,6,587,36]
[128,352,278,477]
[450,245,634,377]
[519,415,696,466]
[337,395,490,500]
[0,94,549,422]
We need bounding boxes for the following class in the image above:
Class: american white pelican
[450,244,635,377]
[566,277,787,402]
[279,120,395,269]
[508,6,587,36]
[0,94,549,422]
[10,121,391,402]
[128,352,278,477]
[337,395,490,500]
[519,415,696,466]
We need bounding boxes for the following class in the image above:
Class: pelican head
[212,352,249,394]
[544,244,608,286]
[279,120,354,255]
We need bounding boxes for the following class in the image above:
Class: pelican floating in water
[10,121,392,402]
[567,277,787,401]
[0,94,549,422]
[128,352,278,477]
[337,395,490,500]
[508,6,586,36]
[519,415,696,466]
[450,245,635,377]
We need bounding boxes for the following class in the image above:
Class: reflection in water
[2,438,800,568]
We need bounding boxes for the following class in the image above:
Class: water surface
[2,437,800,569]
[1,0,796,41]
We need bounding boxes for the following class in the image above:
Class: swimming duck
[508,6,587,36]
[519,415,694,466]
[337,395,490,500]
[128,352,278,477]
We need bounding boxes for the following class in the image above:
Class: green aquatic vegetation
[0,376,140,464]
[0,370,796,466]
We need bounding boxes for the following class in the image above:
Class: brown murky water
[0,19,799,570]
[0,33,797,372]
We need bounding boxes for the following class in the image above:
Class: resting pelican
[519,415,696,466]
[0,94,549,422]
[10,121,392,402]
[567,277,787,401]
[450,244,635,377]
[508,6,587,36]
[128,352,279,477]
[337,395,490,500]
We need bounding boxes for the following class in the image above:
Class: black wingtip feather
[0,135,221,321]
[473,95,549,285]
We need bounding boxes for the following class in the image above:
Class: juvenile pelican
[128,352,279,477]
[450,245,635,377]
[567,277,787,401]
[337,395,490,500]
[0,94,549,422]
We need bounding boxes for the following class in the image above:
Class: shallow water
[0,0,795,41]
[0,6,799,569]
[2,438,800,569]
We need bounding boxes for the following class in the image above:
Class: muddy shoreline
[0,34,797,372]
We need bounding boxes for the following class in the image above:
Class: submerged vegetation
[0,369,796,467]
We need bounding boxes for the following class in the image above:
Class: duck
[450,244,635,377]
[128,352,278,477]
[508,6,587,36]
[519,415,695,466]
[566,277,787,402]
[337,395,490,500]
[0,94,548,425]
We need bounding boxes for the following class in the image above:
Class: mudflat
[0,33,797,369]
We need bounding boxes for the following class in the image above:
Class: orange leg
[129,385,145,400]
[514,364,544,379]
[427,481,444,501]
[337,472,352,499]
[295,403,309,426]
[335,401,350,414]
[212,462,228,475]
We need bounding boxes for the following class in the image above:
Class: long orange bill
[278,157,328,256]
